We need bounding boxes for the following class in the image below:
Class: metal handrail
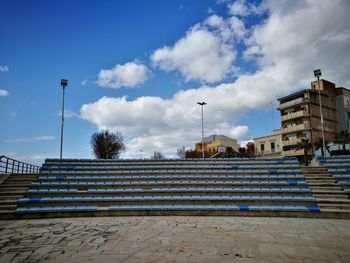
[0,155,41,174]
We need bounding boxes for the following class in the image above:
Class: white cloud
[96,61,151,89]
[244,0,350,87]
[81,0,350,158]
[0,89,9,96]
[151,17,240,83]
[228,0,265,17]
[228,0,250,16]
[150,12,249,84]
[0,65,9,72]
[4,136,56,143]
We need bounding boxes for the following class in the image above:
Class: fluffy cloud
[244,0,350,87]
[4,136,55,143]
[228,0,265,17]
[0,65,9,72]
[0,89,9,96]
[151,14,244,83]
[82,0,350,158]
[96,61,151,89]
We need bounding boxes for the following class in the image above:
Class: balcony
[282,123,310,134]
[255,150,282,156]
[281,110,308,122]
[283,149,305,156]
[282,139,302,147]
[279,98,307,110]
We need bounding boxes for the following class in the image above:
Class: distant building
[253,129,283,156]
[195,135,240,156]
[335,87,350,131]
[278,79,350,157]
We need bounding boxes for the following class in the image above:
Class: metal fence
[0,155,41,174]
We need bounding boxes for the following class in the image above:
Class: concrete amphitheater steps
[2,158,350,219]
[0,173,37,214]
[301,166,350,213]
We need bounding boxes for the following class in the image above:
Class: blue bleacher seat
[307,206,320,212]
[239,205,249,211]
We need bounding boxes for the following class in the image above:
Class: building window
[271,142,275,153]
[260,144,265,153]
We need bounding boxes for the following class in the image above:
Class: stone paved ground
[0,217,350,263]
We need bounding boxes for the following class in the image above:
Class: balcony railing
[282,123,310,134]
[282,139,302,147]
[279,98,307,109]
[281,110,308,122]
[255,150,282,156]
[283,149,305,156]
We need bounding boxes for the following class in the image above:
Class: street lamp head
[197,102,207,106]
[313,69,322,78]
[61,79,68,88]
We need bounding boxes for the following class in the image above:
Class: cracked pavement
[0,217,350,262]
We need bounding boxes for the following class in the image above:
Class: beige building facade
[253,129,283,156]
[195,135,240,155]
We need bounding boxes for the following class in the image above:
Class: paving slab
[0,216,349,262]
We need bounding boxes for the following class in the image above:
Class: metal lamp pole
[313,69,326,156]
[197,102,207,159]
[60,79,68,160]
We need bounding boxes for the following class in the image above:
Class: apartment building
[278,79,348,156]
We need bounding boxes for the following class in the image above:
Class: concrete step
[317,198,350,203]
[311,190,345,194]
[320,208,350,214]
[0,204,17,211]
[1,178,36,183]
[0,187,28,192]
[0,200,18,205]
[314,194,348,199]
[0,192,25,197]
[309,186,343,190]
[7,175,37,179]
[303,174,331,177]
[0,210,15,215]
[318,203,350,210]
[0,183,32,187]
[307,183,338,187]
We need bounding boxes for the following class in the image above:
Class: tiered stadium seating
[14,157,323,216]
[318,156,350,196]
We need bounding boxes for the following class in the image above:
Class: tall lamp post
[60,79,68,161]
[197,102,207,159]
[313,69,326,156]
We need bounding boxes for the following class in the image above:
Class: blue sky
[1,0,350,164]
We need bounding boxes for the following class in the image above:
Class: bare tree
[176,147,186,159]
[153,151,165,159]
[90,130,125,159]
